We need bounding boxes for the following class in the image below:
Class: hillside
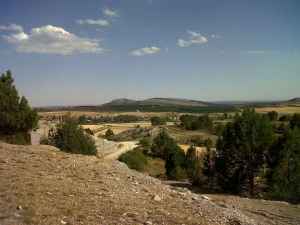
[99,97,235,113]
[104,98,213,107]
[287,98,300,104]
[1,142,300,225]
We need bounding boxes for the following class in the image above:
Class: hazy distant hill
[98,97,235,113]
[103,97,212,107]
[37,97,300,113]
[287,98,300,104]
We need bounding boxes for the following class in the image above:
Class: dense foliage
[180,114,213,131]
[0,71,38,135]
[99,104,236,113]
[290,113,300,129]
[266,111,278,121]
[268,128,300,202]
[215,109,274,195]
[49,117,97,155]
[151,130,186,179]
[150,116,166,126]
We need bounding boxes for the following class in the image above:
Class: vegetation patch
[0,71,38,144]
[119,149,148,171]
[48,116,97,155]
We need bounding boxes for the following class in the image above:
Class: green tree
[269,128,300,202]
[165,144,186,180]
[151,129,174,158]
[203,138,215,187]
[215,108,274,195]
[151,130,186,179]
[0,71,37,136]
[290,113,300,129]
[49,116,97,155]
[180,114,213,131]
[185,145,197,178]
[267,111,278,121]
[139,137,151,154]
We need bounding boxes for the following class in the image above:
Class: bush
[105,128,114,139]
[139,137,151,154]
[0,132,30,145]
[49,116,97,155]
[0,71,38,141]
[119,149,148,171]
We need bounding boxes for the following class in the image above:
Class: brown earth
[1,142,299,225]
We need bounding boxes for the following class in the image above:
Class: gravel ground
[0,142,299,225]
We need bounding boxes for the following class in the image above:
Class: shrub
[119,149,148,171]
[49,116,97,155]
[105,128,114,139]
[139,137,151,154]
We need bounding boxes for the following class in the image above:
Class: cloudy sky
[0,0,299,106]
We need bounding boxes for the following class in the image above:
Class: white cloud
[3,25,105,55]
[103,8,118,17]
[77,19,110,27]
[130,46,161,56]
[177,31,208,47]
[0,24,23,33]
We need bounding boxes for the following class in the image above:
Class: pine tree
[0,70,38,136]
[269,128,300,202]
[203,138,215,188]
[215,108,274,195]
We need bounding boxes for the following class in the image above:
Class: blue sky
[0,0,299,106]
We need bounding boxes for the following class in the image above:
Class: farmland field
[255,106,300,114]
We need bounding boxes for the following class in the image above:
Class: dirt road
[103,141,138,160]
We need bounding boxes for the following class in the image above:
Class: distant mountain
[98,97,233,113]
[103,97,213,107]
[105,98,137,106]
[287,98,300,103]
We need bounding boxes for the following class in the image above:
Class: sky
[0,0,299,106]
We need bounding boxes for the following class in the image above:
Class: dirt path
[103,141,138,160]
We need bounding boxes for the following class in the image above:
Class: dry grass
[166,126,218,145]
[255,106,300,114]
[1,142,299,225]
[82,122,152,135]
[39,111,176,119]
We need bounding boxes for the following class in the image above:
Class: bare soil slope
[0,142,299,225]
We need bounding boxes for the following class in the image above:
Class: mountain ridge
[103,97,213,107]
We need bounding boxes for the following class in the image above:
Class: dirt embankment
[0,142,299,225]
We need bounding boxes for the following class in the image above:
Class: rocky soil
[0,142,299,225]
